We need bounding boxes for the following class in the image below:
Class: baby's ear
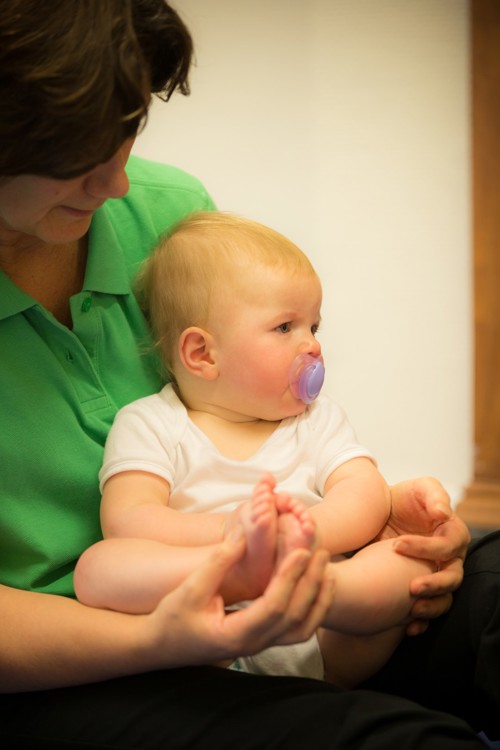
[178,327,219,380]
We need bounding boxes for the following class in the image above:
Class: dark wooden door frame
[457,0,500,528]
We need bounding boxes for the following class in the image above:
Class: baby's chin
[250,392,311,422]
[271,400,309,421]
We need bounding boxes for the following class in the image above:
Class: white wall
[133,0,472,504]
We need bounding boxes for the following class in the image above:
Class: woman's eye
[276,322,291,334]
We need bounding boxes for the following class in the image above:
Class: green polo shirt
[0,155,215,597]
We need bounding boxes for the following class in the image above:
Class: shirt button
[81,297,92,313]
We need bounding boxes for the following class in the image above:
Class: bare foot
[275,492,318,568]
[225,472,278,600]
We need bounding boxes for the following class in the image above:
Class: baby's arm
[311,457,392,554]
[100,471,226,546]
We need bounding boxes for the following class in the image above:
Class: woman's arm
[1,535,334,693]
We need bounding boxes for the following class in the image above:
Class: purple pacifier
[289,353,325,404]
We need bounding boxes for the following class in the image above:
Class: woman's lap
[2,531,499,750]
[0,666,485,750]
[363,530,500,740]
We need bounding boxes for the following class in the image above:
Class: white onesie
[100,383,374,679]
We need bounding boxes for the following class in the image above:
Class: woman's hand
[378,477,470,635]
[144,529,334,667]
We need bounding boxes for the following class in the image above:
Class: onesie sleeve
[309,396,376,495]
[98,390,182,492]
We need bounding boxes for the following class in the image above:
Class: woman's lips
[61,205,101,218]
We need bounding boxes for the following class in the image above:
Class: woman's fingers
[221,548,333,653]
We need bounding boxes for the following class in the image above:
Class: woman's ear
[178,327,219,380]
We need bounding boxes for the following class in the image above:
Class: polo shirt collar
[0,273,33,320]
[0,204,131,322]
[84,203,131,295]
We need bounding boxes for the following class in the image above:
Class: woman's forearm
[0,584,155,692]
[1,539,335,693]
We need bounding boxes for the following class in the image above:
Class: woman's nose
[84,140,133,200]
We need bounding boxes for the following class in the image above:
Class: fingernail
[436,503,451,517]
[296,549,311,569]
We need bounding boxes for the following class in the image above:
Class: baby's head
[136,211,318,383]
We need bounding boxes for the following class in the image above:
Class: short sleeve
[99,388,184,491]
[306,396,375,494]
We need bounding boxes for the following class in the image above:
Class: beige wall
[133,0,472,503]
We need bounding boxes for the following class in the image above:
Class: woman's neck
[0,235,88,327]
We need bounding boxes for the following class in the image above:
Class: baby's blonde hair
[135,211,317,377]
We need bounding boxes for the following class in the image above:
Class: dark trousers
[2,532,499,750]
[362,531,500,742]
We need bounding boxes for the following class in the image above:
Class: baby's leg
[229,473,279,599]
[75,497,276,613]
[75,476,280,614]
[318,625,405,688]
[75,537,225,613]
[315,539,435,686]
[320,538,436,634]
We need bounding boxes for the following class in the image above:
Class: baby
[75,211,435,686]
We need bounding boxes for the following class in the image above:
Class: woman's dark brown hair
[0,0,193,178]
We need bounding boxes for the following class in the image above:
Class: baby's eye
[276,322,292,334]
[311,323,320,335]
